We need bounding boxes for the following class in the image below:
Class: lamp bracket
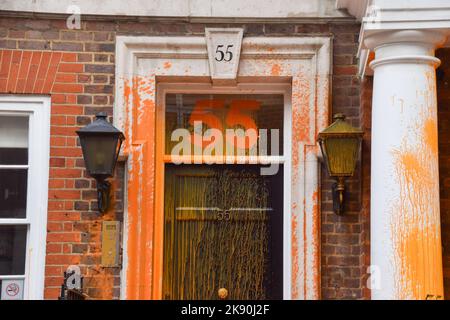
[96,179,111,213]
[332,177,346,215]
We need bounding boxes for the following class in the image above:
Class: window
[0,96,50,300]
[165,93,284,161]
[162,92,286,299]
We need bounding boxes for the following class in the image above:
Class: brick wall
[437,48,450,300]
[359,76,372,300]
[0,16,365,299]
[319,23,368,300]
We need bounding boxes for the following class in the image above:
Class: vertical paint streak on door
[124,75,157,299]
[290,74,312,299]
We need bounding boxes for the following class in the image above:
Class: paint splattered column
[366,30,445,299]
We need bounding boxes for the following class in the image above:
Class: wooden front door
[163,164,283,300]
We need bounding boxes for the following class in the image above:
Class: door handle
[218,288,228,300]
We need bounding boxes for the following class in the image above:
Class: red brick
[51,94,67,104]
[50,157,66,167]
[34,51,52,92]
[46,243,62,254]
[6,50,21,92]
[48,179,65,189]
[52,83,83,93]
[47,232,81,243]
[52,105,83,115]
[54,73,77,83]
[50,168,82,178]
[16,51,32,92]
[44,276,64,287]
[47,200,65,211]
[48,190,81,200]
[50,147,82,157]
[47,222,63,232]
[50,126,80,136]
[44,288,61,300]
[334,65,358,75]
[46,254,81,265]
[45,266,63,277]
[61,52,77,62]
[48,211,81,221]
[57,63,83,73]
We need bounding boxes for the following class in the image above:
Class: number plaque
[205,28,243,84]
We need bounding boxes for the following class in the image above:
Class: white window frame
[156,82,292,299]
[0,95,50,300]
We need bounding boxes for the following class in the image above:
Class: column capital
[364,29,447,51]
[365,30,446,70]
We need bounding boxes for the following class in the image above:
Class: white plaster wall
[0,0,349,18]
[374,0,450,9]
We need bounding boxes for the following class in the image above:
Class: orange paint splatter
[271,64,281,76]
[119,57,326,300]
[391,109,443,299]
[88,270,114,300]
[423,118,438,156]
[82,180,118,299]
[163,62,172,70]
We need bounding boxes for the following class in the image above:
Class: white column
[366,30,445,300]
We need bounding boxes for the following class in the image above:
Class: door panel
[163,164,282,300]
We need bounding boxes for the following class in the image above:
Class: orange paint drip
[289,72,319,299]
[423,118,438,156]
[291,213,299,299]
[391,112,443,299]
[84,178,118,299]
[120,63,324,300]
[123,75,158,299]
[311,190,320,297]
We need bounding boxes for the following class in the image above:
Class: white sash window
[0,96,50,300]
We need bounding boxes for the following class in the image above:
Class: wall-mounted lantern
[318,114,363,215]
[76,112,125,213]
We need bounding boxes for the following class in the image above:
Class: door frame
[115,35,331,300]
[156,83,292,299]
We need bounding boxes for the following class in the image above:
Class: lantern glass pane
[80,135,118,177]
[325,137,360,176]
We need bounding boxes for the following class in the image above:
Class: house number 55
[215,44,234,62]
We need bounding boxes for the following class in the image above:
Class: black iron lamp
[76,112,125,213]
[318,113,363,215]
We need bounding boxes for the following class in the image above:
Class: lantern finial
[96,112,107,119]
